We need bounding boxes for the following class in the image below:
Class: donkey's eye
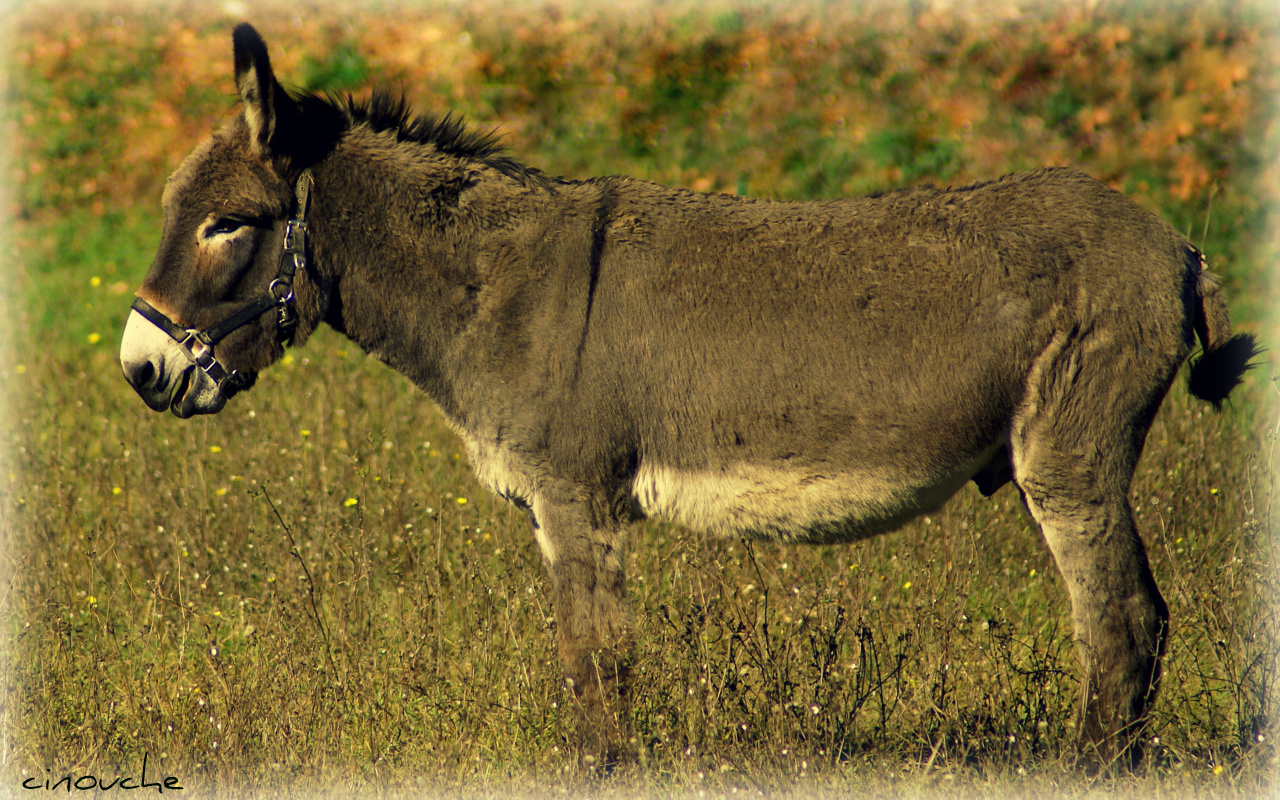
[204,216,250,238]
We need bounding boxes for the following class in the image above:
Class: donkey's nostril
[122,356,176,413]
[126,359,156,389]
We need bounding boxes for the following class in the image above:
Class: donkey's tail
[1186,246,1262,408]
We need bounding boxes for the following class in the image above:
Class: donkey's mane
[331,89,550,187]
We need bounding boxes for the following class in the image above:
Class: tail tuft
[1188,333,1263,409]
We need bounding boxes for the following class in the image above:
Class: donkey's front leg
[533,496,632,767]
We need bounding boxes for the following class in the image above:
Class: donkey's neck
[305,128,600,432]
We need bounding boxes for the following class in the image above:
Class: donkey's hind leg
[532,496,632,768]
[1010,335,1171,769]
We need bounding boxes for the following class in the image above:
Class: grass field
[3,1,1278,797]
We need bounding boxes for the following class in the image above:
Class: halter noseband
[130,172,313,400]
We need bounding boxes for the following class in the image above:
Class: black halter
[131,172,313,400]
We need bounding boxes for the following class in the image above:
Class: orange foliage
[8,1,1276,248]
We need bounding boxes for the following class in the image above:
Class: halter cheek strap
[130,171,313,400]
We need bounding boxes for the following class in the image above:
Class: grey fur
[120,24,1259,769]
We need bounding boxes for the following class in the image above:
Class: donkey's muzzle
[120,308,230,417]
[122,355,174,413]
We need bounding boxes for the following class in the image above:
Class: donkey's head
[120,24,341,417]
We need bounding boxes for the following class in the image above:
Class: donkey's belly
[631,459,979,544]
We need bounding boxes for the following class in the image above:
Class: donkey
[121,23,1257,768]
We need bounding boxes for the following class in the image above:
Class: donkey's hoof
[578,742,635,777]
[1076,734,1147,776]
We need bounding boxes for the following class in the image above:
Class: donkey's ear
[233,23,292,157]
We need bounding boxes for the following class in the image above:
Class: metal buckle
[275,302,298,346]
[283,219,307,254]
[192,347,218,373]
[268,278,295,305]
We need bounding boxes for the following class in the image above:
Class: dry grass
[4,329,1275,795]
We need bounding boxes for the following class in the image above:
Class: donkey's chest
[461,434,542,506]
